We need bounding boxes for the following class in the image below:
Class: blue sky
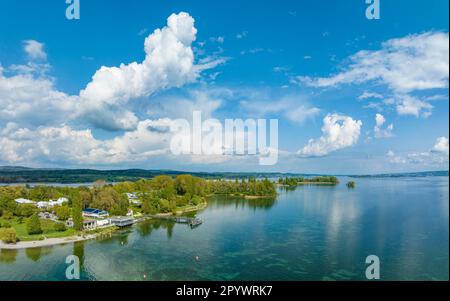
[0,0,448,174]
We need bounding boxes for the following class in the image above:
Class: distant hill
[0,167,308,183]
[0,166,447,183]
[350,170,449,178]
[0,166,36,172]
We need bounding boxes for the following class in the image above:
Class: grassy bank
[0,217,76,242]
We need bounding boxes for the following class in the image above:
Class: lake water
[0,176,448,281]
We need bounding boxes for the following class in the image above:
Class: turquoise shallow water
[0,176,448,281]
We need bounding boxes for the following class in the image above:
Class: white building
[15,198,36,205]
[96,219,111,227]
[37,197,69,209]
[37,201,49,209]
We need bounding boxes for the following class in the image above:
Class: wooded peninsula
[0,173,344,246]
[0,175,277,244]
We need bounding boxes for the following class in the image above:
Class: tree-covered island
[277,176,339,187]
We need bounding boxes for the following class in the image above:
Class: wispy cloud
[294,32,449,117]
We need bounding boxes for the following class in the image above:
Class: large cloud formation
[0,71,76,127]
[0,120,174,165]
[0,12,223,166]
[78,12,222,130]
[296,32,449,117]
[297,114,362,157]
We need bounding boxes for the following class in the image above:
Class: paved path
[0,234,96,250]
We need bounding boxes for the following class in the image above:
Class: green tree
[15,204,36,217]
[26,214,43,235]
[110,196,129,216]
[141,194,159,214]
[55,205,71,221]
[79,190,93,208]
[72,195,83,231]
[92,187,122,211]
[152,176,176,200]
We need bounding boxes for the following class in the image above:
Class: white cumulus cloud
[432,136,449,155]
[0,71,76,127]
[78,12,224,130]
[23,40,47,60]
[0,120,174,165]
[374,113,394,138]
[298,114,362,157]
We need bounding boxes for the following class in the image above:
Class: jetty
[110,216,135,227]
[145,215,203,228]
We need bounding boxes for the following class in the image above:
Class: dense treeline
[278,176,339,187]
[0,169,188,184]
[207,178,276,197]
[121,175,208,214]
[113,175,276,214]
[0,167,326,184]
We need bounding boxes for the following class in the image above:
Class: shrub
[2,211,13,220]
[191,195,203,206]
[1,221,12,228]
[54,222,67,232]
[0,228,17,244]
[26,214,43,235]
[346,181,356,189]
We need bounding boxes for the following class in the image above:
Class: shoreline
[276,182,338,187]
[1,202,209,250]
[0,234,97,250]
[1,194,272,250]
[244,195,276,199]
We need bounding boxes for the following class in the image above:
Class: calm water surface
[0,176,448,280]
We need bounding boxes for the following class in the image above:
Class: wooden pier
[110,216,135,227]
[145,215,203,228]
